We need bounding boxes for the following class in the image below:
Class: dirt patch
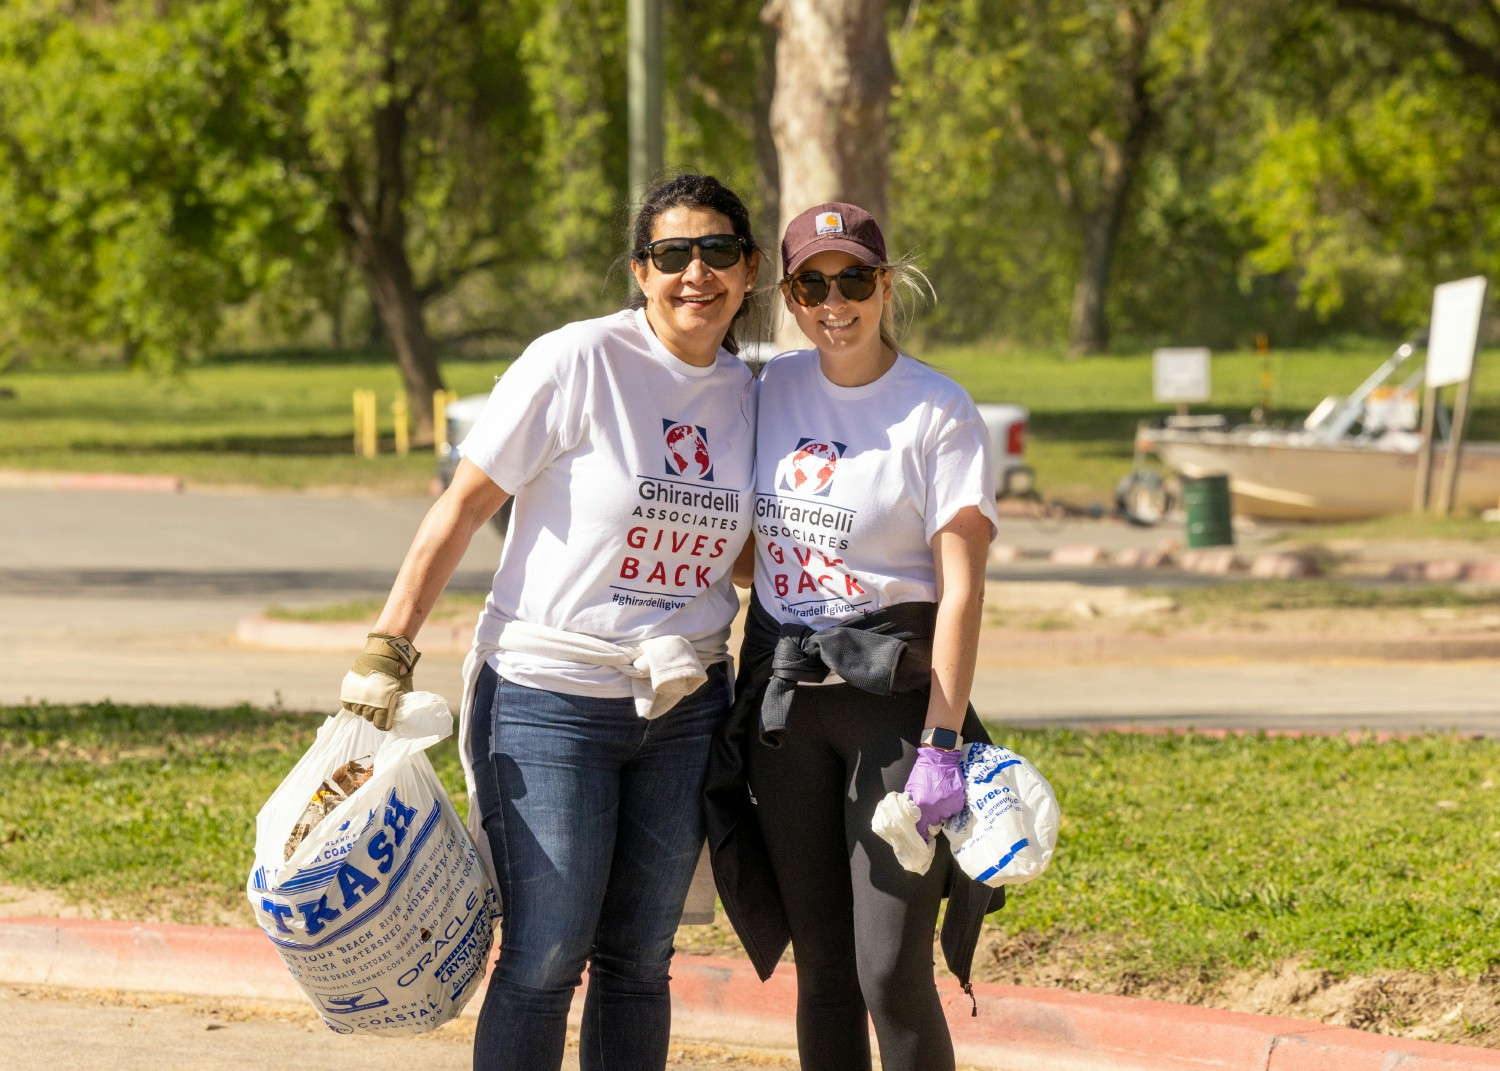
[975,581,1500,667]
[0,882,245,927]
[0,882,94,920]
[970,929,1500,1049]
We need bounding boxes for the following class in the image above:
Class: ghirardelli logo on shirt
[663,420,713,481]
[777,438,844,497]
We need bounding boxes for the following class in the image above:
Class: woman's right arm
[373,458,511,643]
[339,459,510,728]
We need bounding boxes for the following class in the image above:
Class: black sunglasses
[636,233,748,273]
[783,265,883,307]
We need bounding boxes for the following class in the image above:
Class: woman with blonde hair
[709,201,1002,1071]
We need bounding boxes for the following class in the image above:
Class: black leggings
[746,684,954,1071]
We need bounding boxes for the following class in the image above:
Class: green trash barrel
[1183,474,1234,548]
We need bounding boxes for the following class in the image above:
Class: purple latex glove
[904,746,966,842]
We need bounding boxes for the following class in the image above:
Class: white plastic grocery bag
[872,741,1060,888]
[944,742,1059,887]
[246,692,498,1036]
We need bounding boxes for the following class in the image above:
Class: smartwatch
[919,727,962,752]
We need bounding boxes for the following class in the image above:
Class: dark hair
[628,174,758,355]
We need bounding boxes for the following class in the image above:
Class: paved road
[4,485,1499,732]
[2,487,498,711]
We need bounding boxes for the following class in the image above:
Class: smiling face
[630,206,759,367]
[783,249,893,379]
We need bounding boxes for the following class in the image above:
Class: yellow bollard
[392,394,409,456]
[353,389,378,457]
[360,390,378,458]
[433,389,459,455]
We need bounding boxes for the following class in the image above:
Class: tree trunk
[337,97,445,445]
[1057,0,1160,355]
[763,0,893,349]
[1065,114,1149,355]
[1068,208,1120,355]
[753,18,780,277]
[349,230,445,444]
[1066,58,1157,353]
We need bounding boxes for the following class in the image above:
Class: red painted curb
[3,918,1498,1070]
[0,471,185,493]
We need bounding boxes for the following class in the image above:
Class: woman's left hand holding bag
[904,745,966,841]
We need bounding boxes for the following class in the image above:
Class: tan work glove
[340,633,421,730]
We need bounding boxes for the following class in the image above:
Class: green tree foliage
[890,3,1074,344]
[660,1,763,217]
[512,0,625,266]
[5,0,1493,377]
[0,0,761,377]
[892,0,1231,353]
[0,2,330,370]
[279,0,546,439]
[1225,0,1500,329]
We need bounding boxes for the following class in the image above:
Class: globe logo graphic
[788,440,839,494]
[664,422,712,479]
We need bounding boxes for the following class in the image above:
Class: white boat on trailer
[1137,422,1500,522]
[1127,335,1500,522]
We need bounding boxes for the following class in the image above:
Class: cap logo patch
[815,212,844,235]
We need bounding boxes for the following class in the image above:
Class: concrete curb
[2,918,1498,1071]
[0,469,183,493]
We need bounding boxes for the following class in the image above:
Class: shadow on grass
[203,337,525,368]
[69,432,362,456]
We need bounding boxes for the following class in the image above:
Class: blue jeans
[469,660,730,1071]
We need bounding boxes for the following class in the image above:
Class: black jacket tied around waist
[760,599,936,746]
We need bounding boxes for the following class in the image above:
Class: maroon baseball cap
[780,202,887,276]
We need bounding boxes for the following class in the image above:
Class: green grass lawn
[0,350,510,495]
[7,338,1500,505]
[2,701,1495,990]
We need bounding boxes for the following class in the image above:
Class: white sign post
[1414,277,1488,514]
[1153,348,1211,416]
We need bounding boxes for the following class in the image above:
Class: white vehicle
[436,393,513,533]
[976,402,1036,500]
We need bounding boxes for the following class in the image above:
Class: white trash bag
[246,691,498,1036]
[944,742,1059,887]
[872,741,1060,888]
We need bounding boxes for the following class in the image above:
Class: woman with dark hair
[708,202,1001,1071]
[339,174,762,1071]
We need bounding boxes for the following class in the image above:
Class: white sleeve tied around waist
[494,621,720,719]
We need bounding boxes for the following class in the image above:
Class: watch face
[923,728,960,750]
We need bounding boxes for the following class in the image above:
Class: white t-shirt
[751,349,998,630]
[460,308,756,696]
